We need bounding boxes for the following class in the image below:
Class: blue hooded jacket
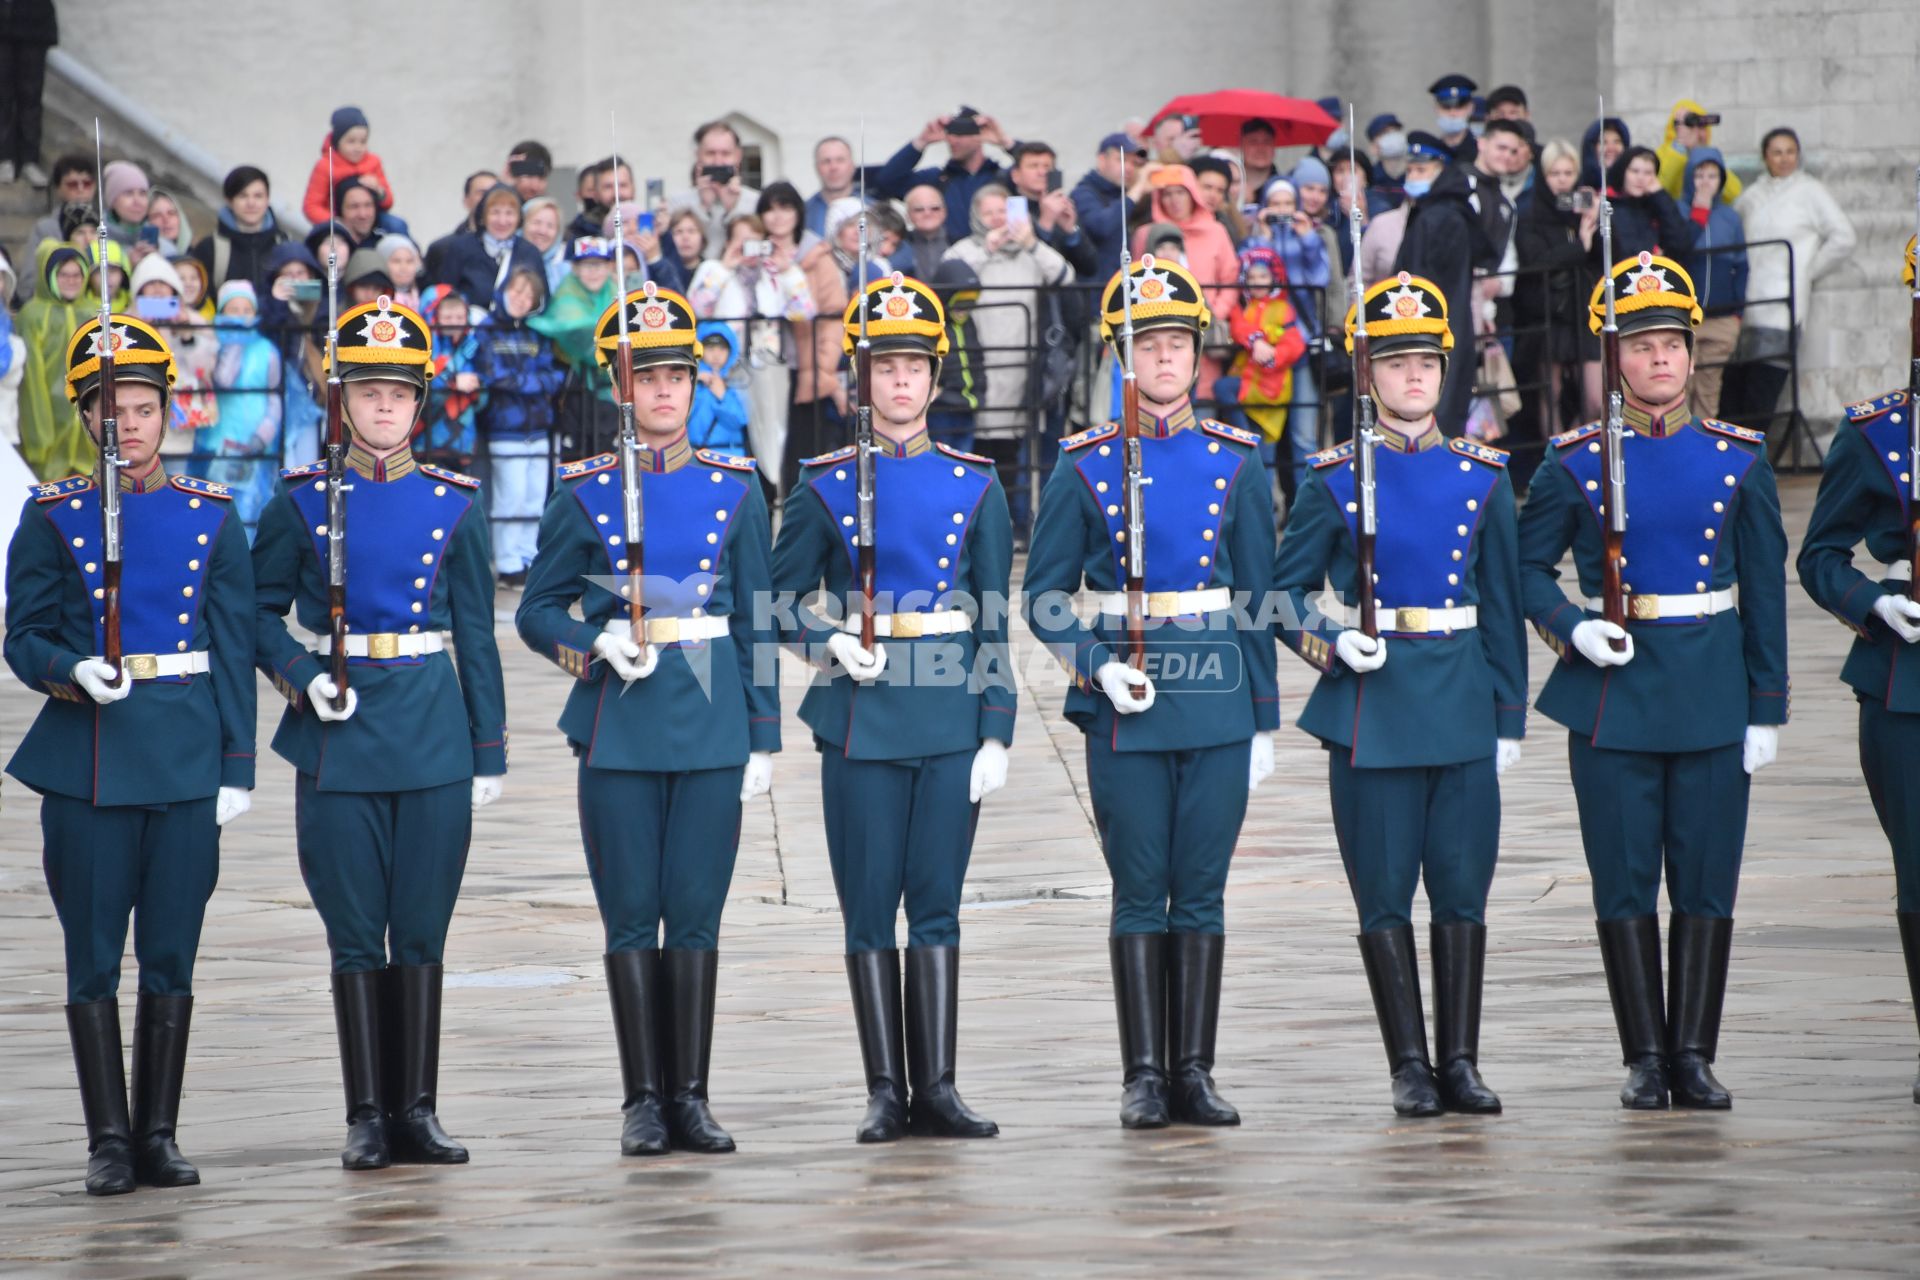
[471,284,565,442]
[688,320,749,453]
[1679,147,1748,317]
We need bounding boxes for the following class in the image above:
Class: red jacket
[302,136,395,225]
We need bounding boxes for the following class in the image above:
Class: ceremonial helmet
[1098,254,1211,346]
[1343,271,1454,363]
[327,294,436,391]
[64,313,178,406]
[1903,234,1915,287]
[595,282,703,371]
[842,271,949,359]
[1588,251,1703,338]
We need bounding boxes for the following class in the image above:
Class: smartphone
[134,294,179,321]
[288,279,325,303]
[138,224,161,246]
[633,211,655,235]
[1005,196,1030,227]
[1046,169,1063,194]
[645,177,665,208]
[742,239,772,259]
[701,165,736,185]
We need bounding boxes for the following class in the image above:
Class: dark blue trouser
[295,773,471,974]
[41,792,219,1003]
[1328,750,1500,932]
[820,746,978,954]
[1859,695,1920,913]
[1086,735,1251,936]
[1567,734,1749,922]
[578,759,745,952]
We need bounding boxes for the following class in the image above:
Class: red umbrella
[1148,90,1338,149]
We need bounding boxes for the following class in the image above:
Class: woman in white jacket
[1729,126,1856,429]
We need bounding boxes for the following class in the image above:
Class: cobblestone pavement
[2,473,1917,1277]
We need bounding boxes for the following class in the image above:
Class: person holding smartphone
[666,121,761,261]
[870,107,1016,242]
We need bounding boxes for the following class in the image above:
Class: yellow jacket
[1658,99,1742,203]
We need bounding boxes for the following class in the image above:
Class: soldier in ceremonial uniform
[253,297,507,1169]
[1518,254,1788,1110]
[4,314,255,1195]
[1272,274,1525,1117]
[1023,256,1278,1130]
[771,272,1014,1144]
[1798,236,1920,1103]
[516,284,778,1156]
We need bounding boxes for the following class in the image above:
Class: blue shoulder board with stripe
[1201,419,1261,448]
[1449,438,1509,467]
[935,441,994,466]
[557,453,618,480]
[32,475,93,503]
[1700,418,1765,446]
[1308,442,1353,470]
[171,474,233,500]
[281,460,327,480]
[1845,389,1907,422]
[1060,422,1119,452]
[695,448,756,472]
[1550,422,1602,449]
[802,445,857,467]
[421,462,481,488]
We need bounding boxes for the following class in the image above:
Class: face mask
[1377,132,1409,160]
[1436,114,1468,136]
[1468,122,1486,138]
[1403,177,1432,200]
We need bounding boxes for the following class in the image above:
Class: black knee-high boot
[1166,933,1239,1125]
[904,946,997,1138]
[1667,914,1734,1110]
[67,999,135,1195]
[846,949,908,1143]
[1111,933,1170,1129]
[130,992,200,1185]
[662,949,734,1153]
[605,950,668,1155]
[1595,915,1669,1110]
[331,970,390,1169]
[386,964,469,1162]
[1357,926,1442,1117]
[1901,912,1920,1104]
[1430,922,1502,1114]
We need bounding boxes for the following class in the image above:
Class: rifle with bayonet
[611,115,645,645]
[1116,166,1148,697]
[1347,106,1380,640]
[854,128,877,650]
[1907,163,1919,601]
[93,119,125,688]
[323,143,351,707]
[1595,94,1628,649]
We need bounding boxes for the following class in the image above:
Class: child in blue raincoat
[688,320,750,454]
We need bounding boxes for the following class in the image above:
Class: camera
[701,164,736,185]
[1681,112,1721,129]
[742,239,773,259]
[1556,189,1598,213]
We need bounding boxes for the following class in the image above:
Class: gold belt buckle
[889,612,924,639]
[122,653,159,680]
[646,616,682,645]
[1629,594,1662,621]
[1395,606,1429,633]
[366,633,401,660]
[1146,591,1180,617]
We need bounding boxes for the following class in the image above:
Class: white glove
[1743,724,1778,775]
[825,632,888,682]
[471,775,504,811]
[740,752,774,801]
[1335,630,1387,673]
[1095,660,1156,713]
[71,658,134,705]
[306,673,359,721]
[593,619,659,683]
[1248,731,1275,791]
[215,786,251,826]
[1495,738,1523,776]
[1873,593,1920,643]
[968,738,1009,803]
[1571,619,1635,667]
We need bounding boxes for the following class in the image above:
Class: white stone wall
[1609,0,1920,432]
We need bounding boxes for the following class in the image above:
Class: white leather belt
[837,610,973,638]
[1887,559,1912,583]
[1336,604,1478,633]
[318,632,447,658]
[627,615,730,644]
[1587,589,1735,620]
[1096,587,1232,618]
[92,651,210,680]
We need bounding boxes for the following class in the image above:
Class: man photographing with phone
[872,105,1017,241]
[1657,99,1740,202]
[667,121,761,260]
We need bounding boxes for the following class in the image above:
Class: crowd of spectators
[0,83,1861,566]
